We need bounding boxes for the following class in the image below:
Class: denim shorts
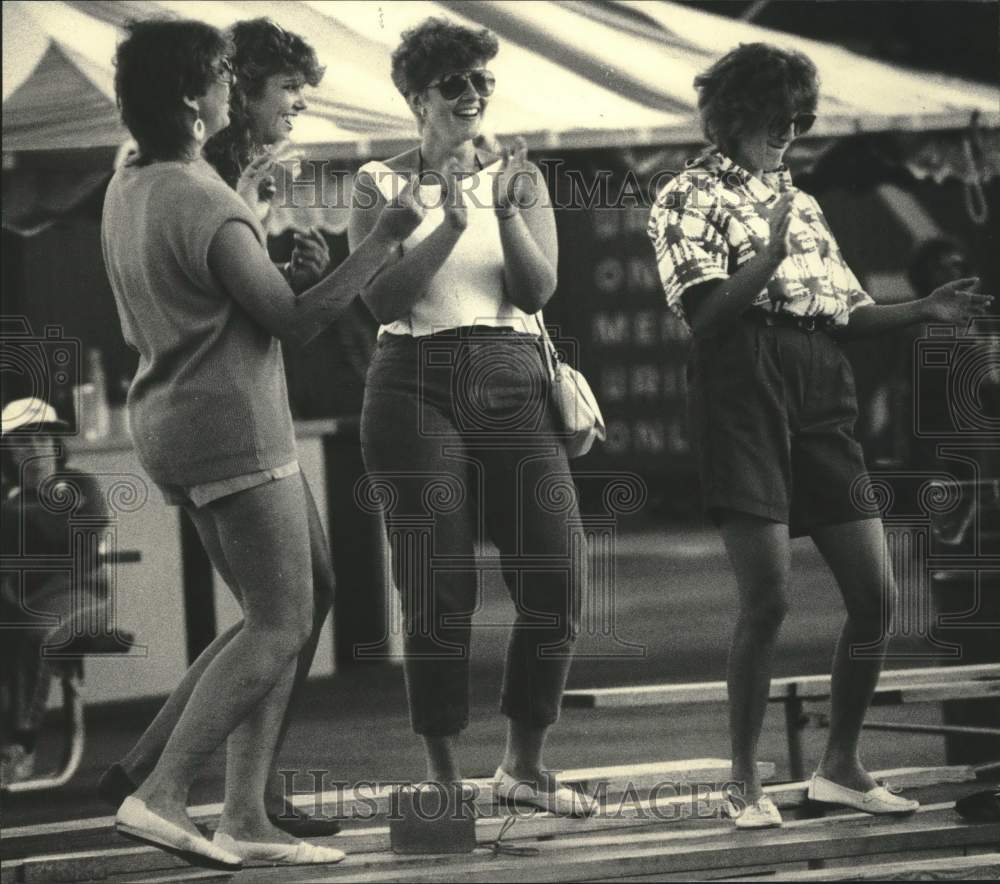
[157,461,300,508]
[689,315,880,537]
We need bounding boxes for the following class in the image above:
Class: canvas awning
[4,0,998,157]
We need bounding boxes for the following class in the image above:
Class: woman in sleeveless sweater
[101,19,421,867]
[348,17,594,815]
[100,18,342,840]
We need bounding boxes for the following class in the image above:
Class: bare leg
[720,513,791,803]
[263,477,335,812]
[219,666,298,842]
[116,473,333,801]
[118,621,242,783]
[129,476,313,839]
[421,735,461,783]
[811,518,894,792]
[500,720,553,788]
[181,507,300,844]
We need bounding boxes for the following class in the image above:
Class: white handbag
[536,315,607,458]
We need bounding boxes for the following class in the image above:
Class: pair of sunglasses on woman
[427,69,496,100]
[770,112,816,136]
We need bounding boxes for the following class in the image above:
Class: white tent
[4,0,999,156]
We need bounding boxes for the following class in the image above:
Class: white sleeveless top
[359,159,537,337]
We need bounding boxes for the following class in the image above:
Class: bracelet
[495,205,520,221]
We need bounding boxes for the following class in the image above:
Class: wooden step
[1,758,774,862]
[292,805,1000,884]
[2,766,977,884]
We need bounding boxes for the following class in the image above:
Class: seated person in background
[0,397,127,786]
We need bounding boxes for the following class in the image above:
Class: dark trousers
[361,327,582,736]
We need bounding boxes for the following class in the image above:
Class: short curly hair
[694,43,819,153]
[204,18,325,186]
[390,17,498,97]
[113,18,231,163]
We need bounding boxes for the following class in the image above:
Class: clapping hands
[440,157,468,232]
[236,142,303,222]
[475,133,536,215]
[374,176,426,243]
[763,192,795,262]
[287,227,330,293]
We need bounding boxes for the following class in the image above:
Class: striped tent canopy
[4,0,999,157]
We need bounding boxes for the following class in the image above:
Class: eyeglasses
[212,57,235,86]
[769,112,816,137]
[427,69,496,101]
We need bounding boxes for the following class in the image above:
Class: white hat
[0,398,68,435]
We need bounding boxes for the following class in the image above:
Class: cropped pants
[361,326,582,736]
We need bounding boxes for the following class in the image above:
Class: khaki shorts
[157,461,300,508]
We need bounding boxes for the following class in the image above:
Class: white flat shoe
[808,773,919,814]
[493,767,597,817]
[721,794,783,829]
[115,797,243,870]
[213,831,346,865]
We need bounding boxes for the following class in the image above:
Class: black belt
[746,310,837,334]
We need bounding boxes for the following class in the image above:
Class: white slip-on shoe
[721,793,783,829]
[493,767,597,817]
[213,831,345,865]
[808,773,919,814]
[115,797,243,870]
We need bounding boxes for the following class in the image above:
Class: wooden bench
[0,757,771,859]
[563,663,1000,779]
[0,765,979,884]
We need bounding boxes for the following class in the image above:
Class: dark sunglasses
[427,69,496,101]
[212,57,235,86]
[769,112,816,137]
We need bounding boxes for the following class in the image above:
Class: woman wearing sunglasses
[348,17,593,815]
[99,18,344,842]
[648,43,991,829]
[101,18,421,868]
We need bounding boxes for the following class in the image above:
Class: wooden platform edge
[722,851,1000,881]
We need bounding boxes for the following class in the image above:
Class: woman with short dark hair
[99,18,342,840]
[102,17,420,867]
[349,17,593,815]
[649,42,991,829]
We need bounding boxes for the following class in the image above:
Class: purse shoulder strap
[534,312,559,381]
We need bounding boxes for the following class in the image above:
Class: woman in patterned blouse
[648,43,992,829]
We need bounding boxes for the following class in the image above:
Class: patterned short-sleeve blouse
[647,150,874,328]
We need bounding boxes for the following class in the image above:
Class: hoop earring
[193,117,206,142]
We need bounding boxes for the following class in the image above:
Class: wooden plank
[725,851,1000,881]
[293,807,1000,883]
[1,758,771,845]
[877,680,1000,704]
[7,772,979,884]
[563,663,1000,709]
[1,758,767,857]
